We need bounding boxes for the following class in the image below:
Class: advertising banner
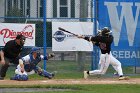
[98,0,140,66]
[0,23,35,46]
[52,22,93,51]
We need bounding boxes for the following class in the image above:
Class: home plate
[41,81,48,83]
[71,80,80,83]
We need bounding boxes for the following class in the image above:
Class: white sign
[52,22,94,51]
[0,23,35,46]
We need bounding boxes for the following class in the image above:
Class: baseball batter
[10,47,55,81]
[78,27,128,80]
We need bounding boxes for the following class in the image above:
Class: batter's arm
[77,35,91,41]
[77,35,97,44]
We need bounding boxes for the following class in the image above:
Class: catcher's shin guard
[39,70,54,79]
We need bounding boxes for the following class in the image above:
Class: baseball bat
[58,27,78,36]
[58,27,96,44]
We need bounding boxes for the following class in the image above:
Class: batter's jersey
[85,35,113,54]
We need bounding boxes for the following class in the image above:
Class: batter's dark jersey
[2,40,23,59]
[84,35,113,54]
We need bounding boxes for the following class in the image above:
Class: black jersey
[84,35,113,54]
[2,40,23,59]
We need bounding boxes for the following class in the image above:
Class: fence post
[77,52,85,71]
[91,0,98,70]
[43,0,47,70]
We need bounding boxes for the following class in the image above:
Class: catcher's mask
[16,34,26,46]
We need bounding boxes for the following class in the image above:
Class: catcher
[10,47,55,81]
[78,27,129,80]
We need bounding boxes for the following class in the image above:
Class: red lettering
[0,24,34,44]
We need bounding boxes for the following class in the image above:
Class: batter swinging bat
[58,27,96,44]
[58,27,78,36]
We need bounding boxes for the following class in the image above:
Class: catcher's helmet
[101,27,111,36]
[30,47,40,54]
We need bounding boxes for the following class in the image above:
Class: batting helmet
[101,27,112,36]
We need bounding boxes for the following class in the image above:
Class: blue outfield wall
[98,0,140,66]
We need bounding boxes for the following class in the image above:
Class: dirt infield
[0,78,140,85]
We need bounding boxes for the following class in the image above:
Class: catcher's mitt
[48,53,55,59]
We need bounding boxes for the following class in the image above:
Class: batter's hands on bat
[77,35,96,45]
[77,35,85,39]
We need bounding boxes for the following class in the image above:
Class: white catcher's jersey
[22,55,44,64]
[15,54,45,75]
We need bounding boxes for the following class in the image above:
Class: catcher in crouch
[78,27,128,80]
[10,47,55,81]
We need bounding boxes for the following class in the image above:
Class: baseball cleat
[114,72,119,76]
[84,71,88,79]
[119,76,129,80]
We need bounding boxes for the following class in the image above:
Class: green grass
[2,60,140,93]
[5,60,140,80]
